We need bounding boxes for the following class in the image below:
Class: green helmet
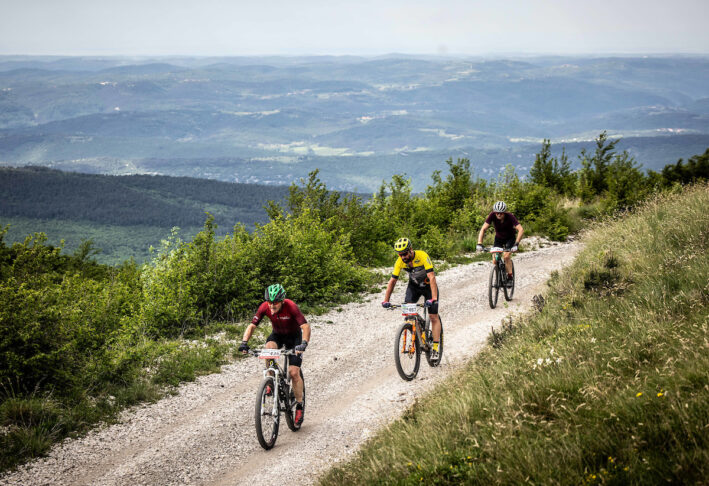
[265,283,286,302]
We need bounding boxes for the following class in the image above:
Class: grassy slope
[321,183,709,485]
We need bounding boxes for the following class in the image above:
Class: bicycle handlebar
[385,303,425,310]
[483,246,517,253]
[247,348,298,357]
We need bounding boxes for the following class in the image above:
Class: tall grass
[321,183,709,485]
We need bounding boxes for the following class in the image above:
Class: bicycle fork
[402,318,415,355]
[402,318,426,354]
[262,366,280,421]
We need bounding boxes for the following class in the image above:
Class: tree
[659,148,709,186]
[578,131,621,197]
[529,139,575,196]
[605,151,648,209]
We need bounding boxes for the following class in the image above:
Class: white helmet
[493,201,507,212]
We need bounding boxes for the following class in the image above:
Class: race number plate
[401,303,418,315]
[258,349,282,359]
[490,246,505,253]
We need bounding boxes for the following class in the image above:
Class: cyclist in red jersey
[239,284,310,426]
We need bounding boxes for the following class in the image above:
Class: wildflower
[657,392,664,398]
[537,358,543,365]
[636,392,643,397]
[590,337,597,343]
[545,358,552,365]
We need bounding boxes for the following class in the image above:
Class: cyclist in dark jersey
[381,237,442,360]
[476,201,524,285]
[239,284,310,426]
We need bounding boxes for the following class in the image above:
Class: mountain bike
[485,246,515,309]
[386,303,444,381]
[250,348,305,450]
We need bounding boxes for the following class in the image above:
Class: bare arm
[383,277,397,302]
[242,323,257,343]
[300,322,311,343]
[514,224,524,245]
[428,272,439,301]
[477,222,491,245]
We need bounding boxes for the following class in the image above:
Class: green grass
[320,183,709,485]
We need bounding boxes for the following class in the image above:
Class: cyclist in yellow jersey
[382,237,442,359]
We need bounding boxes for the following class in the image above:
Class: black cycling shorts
[404,284,440,314]
[266,331,303,367]
[493,235,516,250]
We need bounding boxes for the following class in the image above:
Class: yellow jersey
[392,250,434,288]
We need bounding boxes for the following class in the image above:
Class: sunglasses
[398,251,413,262]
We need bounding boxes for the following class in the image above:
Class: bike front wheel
[425,317,443,367]
[285,369,305,432]
[394,321,420,381]
[255,376,279,450]
[504,260,515,301]
[488,264,500,309]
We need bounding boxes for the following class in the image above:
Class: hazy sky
[1,0,708,56]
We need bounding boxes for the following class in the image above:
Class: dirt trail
[1,242,580,486]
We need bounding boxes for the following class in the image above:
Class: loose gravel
[1,242,581,486]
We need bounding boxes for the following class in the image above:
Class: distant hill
[0,167,289,263]
[1,55,708,191]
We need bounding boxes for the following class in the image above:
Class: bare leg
[289,365,303,402]
[430,313,441,342]
[504,252,513,275]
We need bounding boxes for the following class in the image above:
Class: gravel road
[1,242,580,486]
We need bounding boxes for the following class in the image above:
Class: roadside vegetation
[321,183,709,485]
[1,134,707,472]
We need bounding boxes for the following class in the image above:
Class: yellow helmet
[393,237,412,252]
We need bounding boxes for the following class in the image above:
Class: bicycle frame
[487,246,512,279]
[392,303,429,352]
[255,349,296,414]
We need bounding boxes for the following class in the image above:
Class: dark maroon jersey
[485,212,520,240]
[251,299,307,335]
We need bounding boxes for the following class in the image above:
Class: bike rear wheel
[285,369,305,432]
[488,264,500,309]
[504,260,515,301]
[255,376,279,450]
[424,316,444,367]
[394,321,420,381]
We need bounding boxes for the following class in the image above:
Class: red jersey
[251,299,307,335]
